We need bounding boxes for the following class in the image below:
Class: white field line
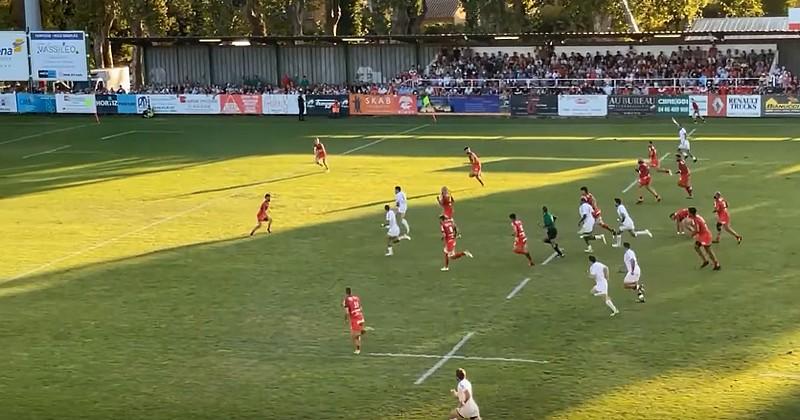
[369,352,548,364]
[414,332,475,385]
[760,372,800,380]
[4,126,428,283]
[100,130,138,140]
[505,278,531,300]
[541,251,560,265]
[0,124,92,146]
[623,152,670,193]
[21,145,71,159]
[341,124,429,155]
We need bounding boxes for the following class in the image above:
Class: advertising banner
[16,93,56,113]
[263,94,299,115]
[56,94,96,114]
[509,95,558,116]
[688,95,709,117]
[0,92,17,112]
[0,31,29,81]
[117,94,138,114]
[656,96,689,115]
[179,94,219,114]
[607,95,656,115]
[349,94,417,115]
[419,95,501,113]
[137,94,178,114]
[558,95,608,117]
[762,95,800,116]
[95,94,118,114]
[135,94,219,114]
[726,95,760,117]
[306,95,349,116]
[707,94,727,117]
[29,31,89,81]
[219,94,262,114]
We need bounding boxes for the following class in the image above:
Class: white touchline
[5,125,424,283]
[414,332,475,385]
[623,152,670,193]
[505,278,531,300]
[369,352,548,364]
[760,372,800,380]
[0,124,92,146]
[100,130,138,141]
[341,124,430,155]
[541,251,560,265]
[22,145,71,159]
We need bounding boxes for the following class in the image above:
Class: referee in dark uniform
[297,92,306,121]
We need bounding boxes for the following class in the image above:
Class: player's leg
[476,173,485,186]
[704,245,721,269]
[597,218,614,233]
[601,292,619,316]
[399,212,411,236]
[386,235,398,256]
[546,230,564,256]
[266,215,272,233]
[694,241,709,267]
[724,223,742,242]
[442,251,450,271]
[249,221,262,236]
[645,185,661,201]
[322,157,329,170]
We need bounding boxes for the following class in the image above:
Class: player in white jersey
[382,205,409,256]
[449,368,481,420]
[394,185,411,238]
[677,124,697,163]
[612,198,653,247]
[578,197,606,253]
[622,242,645,302]
[588,255,619,317]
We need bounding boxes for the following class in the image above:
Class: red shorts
[717,213,730,225]
[257,213,269,222]
[513,238,528,253]
[444,239,456,255]
[695,231,713,247]
[443,207,454,219]
[471,165,481,176]
[678,175,690,188]
[350,316,364,333]
[639,175,652,187]
[649,160,660,168]
[315,152,326,160]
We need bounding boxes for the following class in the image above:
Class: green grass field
[1,115,799,419]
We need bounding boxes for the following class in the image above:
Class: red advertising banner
[707,94,727,117]
[219,94,263,114]
[349,94,417,115]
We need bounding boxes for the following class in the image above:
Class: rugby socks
[401,219,410,234]
[605,299,619,314]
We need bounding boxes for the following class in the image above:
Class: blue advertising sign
[16,93,57,113]
[95,94,118,114]
[419,95,501,113]
[117,94,138,114]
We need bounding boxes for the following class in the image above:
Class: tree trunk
[390,6,409,34]
[325,0,342,35]
[619,0,640,32]
[409,0,428,34]
[287,0,305,35]
[130,21,145,88]
[245,0,267,36]
[462,0,479,32]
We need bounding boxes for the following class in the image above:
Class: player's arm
[604,265,610,281]
[629,259,636,275]
[578,214,586,226]
[342,301,350,322]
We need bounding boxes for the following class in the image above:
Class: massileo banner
[688,95,709,117]
[219,94,262,114]
[95,94,119,114]
[306,95,349,116]
[656,96,689,115]
[263,94,299,115]
[558,95,608,117]
[509,95,558,116]
[726,95,760,117]
[607,95,656,115]
[29,31,89,81]
[762,95,800,116]
[0,93,17,112]
[16,93,56,113]
[350,94,417,115]
[56,94,96,114]
[0,31,30,81]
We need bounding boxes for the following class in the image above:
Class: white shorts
[578,221,595,235]
[387,226,400,237]
[591,279,608,296]
[457,401,480,419]
[624,272,641,284]
[397,205,408,215]
[619,220,635,232]
[679,141,690,151]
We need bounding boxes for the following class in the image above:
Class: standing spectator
[297,93,306,121]
[300,75,310,90]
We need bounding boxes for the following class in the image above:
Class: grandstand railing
[405,77,773,93]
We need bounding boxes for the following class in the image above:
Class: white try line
[622,152,670,193]
[100,130,138,141]
[341,124,430,155]
[414,332,474,385]
[4,125,419,283]
[760,372,800,380]
[21,144,71,159]
[541,251,560,265]
[0,124,91,146]
[369,352,548,364]
[505,278,531,300]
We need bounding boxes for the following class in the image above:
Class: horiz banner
[655,96,689,115]
[762,95,800,116]
[263,94,299,115]
[306,95,349,116]
[16,93,56,113]
[55,94,96,114]
[0,31,30,81]
[726,95,760,117]
[136,94,220,114]
[420,95,501,113]
[558,95,608,117]
[0,92,17,112]
[29,31,89,81]
[509,95,558,116]
[349,94,417,115]
[607,95,656,115]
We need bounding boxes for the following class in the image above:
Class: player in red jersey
[691,99,705,123]
[464,146,484,186]
[509,213,534,266]
[437,186,458,236]
[675,154,693,199]
[669,207,691,235]
[342,287,366,354]
[713,191,742,244]
[313,137,329,171]
[580,187,614,234]
[440,215,472,271]
[647,141,672,175]
[635,159,662,204]
[687,207,720,270]
[250,193,272,236]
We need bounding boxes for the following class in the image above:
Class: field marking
[414,332,474,385]
[505,278,531,300]
[369,352,548,364]
[341,124,430,155]
[0,124,92,146]
[760,372,800,380]
[483,156,629,163]
[623,153,670,193]
[21,145,71,159]
[100,130,138,141]
[4,125,428,283]
[542,251,560,265]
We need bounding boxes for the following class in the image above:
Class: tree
[762,0,794,16]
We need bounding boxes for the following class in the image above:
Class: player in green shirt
[542,206,564,257]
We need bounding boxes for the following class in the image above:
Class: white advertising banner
[0,93,17,112]
[688,95,709,116]
[56,94,96,114]
[263,94,299,115]
[726,95,761,117]
[136,94,220,114]
[0,31,29,81]
[30,31,89,81]
[558,95,608,117]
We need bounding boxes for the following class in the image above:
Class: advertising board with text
[219,94,262,114]
[558,95,608,117]
[29,31,89,81]
[656,96,689,115]
[607,95,656,115]
[762,95,800,116]
[509,95,558,116]
[726,95,760,117]
[263,94,300,115]
[56,94,96,114]
[0,93,17,112]
[0,31,29,81]
[306,95,349,116]
[349,94,417,115]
